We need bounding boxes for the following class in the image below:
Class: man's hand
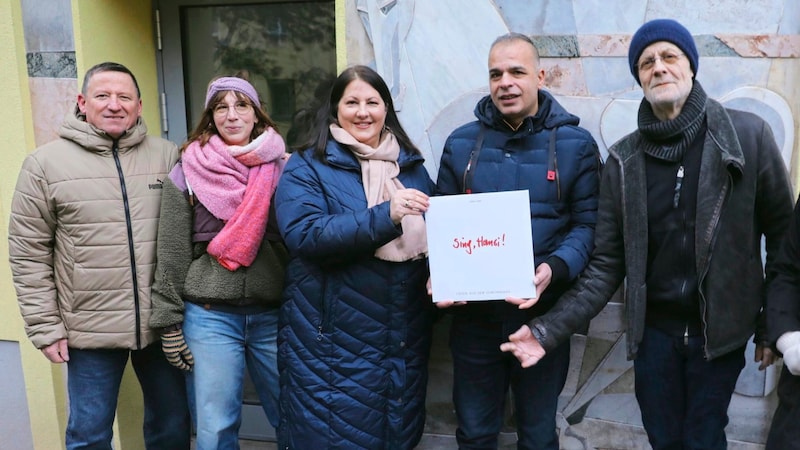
[161,328,194,371]
[499,325,546,368]
[427,277,467,309]
[41,338,69,363]
[505,263,552,309]
[755,343,775,371]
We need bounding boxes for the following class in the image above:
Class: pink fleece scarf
[182,127,286,270]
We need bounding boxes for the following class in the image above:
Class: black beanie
[628,19,699,86]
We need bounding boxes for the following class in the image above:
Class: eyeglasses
[636,52,685,72]
[212,101,253,117]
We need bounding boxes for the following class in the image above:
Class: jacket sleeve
[274,152,403,266]
[756,118,796,344]
[8,155,66,349]
[435,135,462,195]
[528,156,625,352]
[149,177,193,329]
[549,133,602,281]
[767,195,800,349]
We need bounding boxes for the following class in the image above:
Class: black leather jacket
[529,96,793,360]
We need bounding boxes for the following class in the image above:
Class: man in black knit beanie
[500,18,793,450]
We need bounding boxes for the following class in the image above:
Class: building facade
[1,0,798,448]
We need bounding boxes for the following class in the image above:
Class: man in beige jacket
[8,62,190,449]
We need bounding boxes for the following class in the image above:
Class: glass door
[154,0,336,441]
[156,0,336,148]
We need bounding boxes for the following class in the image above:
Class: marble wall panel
[29,77,78,148]
[779,1,800,34]
[540,58,588,96]
[719,35,800,58]
[495,0,578,34]
[27,51,76,78]
[643,0,784,34]
[21,0,73,52]
[572,0,648,34]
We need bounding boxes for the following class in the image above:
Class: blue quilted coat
[274,139,436,449]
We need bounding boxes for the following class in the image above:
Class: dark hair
[301,65,420,159]
[490,32,540,62]
[81,62,141,98]
[181,72,279,152]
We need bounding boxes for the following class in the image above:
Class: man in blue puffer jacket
[435,33,602,449]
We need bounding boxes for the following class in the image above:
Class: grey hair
[490,32,540,62]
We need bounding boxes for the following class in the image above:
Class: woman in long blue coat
[274,65,436,450]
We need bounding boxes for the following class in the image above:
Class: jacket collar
[704,98,744,178]
[59,106,148,155]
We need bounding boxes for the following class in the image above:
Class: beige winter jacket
[8,110,179,350]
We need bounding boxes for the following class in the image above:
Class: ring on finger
[405,201,410,207]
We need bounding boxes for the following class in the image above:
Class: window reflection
[182,1,336,152]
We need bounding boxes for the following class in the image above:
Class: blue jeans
[183,302,280,450]
[66,343,191,450]
[634,326,745,450]
[450,316,570,450]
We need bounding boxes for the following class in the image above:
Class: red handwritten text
[451,234,506,255]
[453,237,473,255]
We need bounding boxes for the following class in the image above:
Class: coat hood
[58,105,149,155]
[473,89,581,132]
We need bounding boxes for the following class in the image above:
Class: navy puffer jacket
[274,139,436,449]
[437,91,601,320]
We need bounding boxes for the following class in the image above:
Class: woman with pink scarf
[149,74,287,449]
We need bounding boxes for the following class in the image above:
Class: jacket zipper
[113,142,142,349]
[697,172,732,359]
[680,197,688,346]
[681,275,689,346]
[673,165,684,208]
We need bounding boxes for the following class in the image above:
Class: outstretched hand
[499,325,546,368]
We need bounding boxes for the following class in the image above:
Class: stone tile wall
[21,0,76,147]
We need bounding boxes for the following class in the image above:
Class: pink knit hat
[204,77,260,108]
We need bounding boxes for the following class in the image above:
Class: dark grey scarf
[637,81,708,162]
